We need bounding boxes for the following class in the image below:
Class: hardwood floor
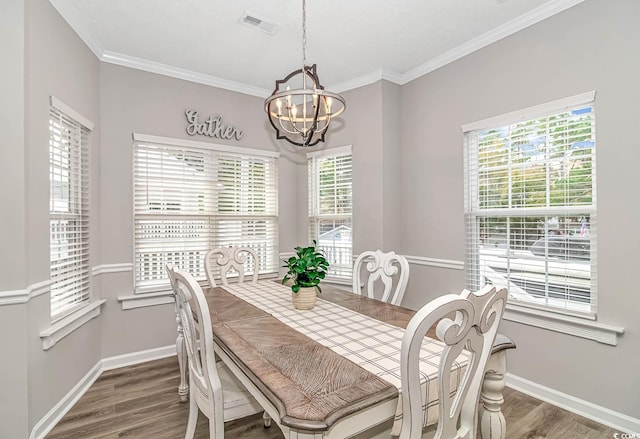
[47,356,619,439]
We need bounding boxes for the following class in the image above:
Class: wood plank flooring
[47,356,620,439]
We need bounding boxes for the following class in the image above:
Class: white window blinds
[49,99,92,319]
[308,146,353,280]
[464,92,597,316]
[133,136,279,292]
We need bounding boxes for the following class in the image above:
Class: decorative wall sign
[185,110,244,140]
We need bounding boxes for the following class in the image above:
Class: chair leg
[185,387,198,439]
[176,326,189,402]
[209,415,223,439]
[263,411,272,428]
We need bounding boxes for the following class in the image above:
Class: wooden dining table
[201,280,515,439]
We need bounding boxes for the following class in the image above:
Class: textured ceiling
[49,0,582,96]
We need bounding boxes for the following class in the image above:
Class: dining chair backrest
[166,263,224,439]
[205,247,259,287]
[352,250,409,305]
[398,285,508,439]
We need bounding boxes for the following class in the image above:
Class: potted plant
[282,240,329,310]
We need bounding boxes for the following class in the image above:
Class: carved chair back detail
[399,285,508,439]
[205,246,259,287]
[352,250,410,305]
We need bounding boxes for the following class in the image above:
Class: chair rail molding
[92,262,133,276]
[282,252,464,272]
[0,280,51,306]
[403,254,464,271]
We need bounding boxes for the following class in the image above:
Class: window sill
[40,299,106,350]
[503,303,625,346]
[323,276,353,287]
[121,273,281,310]
[118,291,175,310]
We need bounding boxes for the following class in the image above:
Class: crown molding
[51,0,583,94]
[399,0,585,84]
[101,51,271,98]
[329,68,405,93]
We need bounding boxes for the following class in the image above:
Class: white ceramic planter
[292,286,317,310]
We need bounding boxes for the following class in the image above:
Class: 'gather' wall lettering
[185,110,244,140]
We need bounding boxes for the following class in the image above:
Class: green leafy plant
[282,240,330,293]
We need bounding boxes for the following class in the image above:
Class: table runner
[221,281,469,434]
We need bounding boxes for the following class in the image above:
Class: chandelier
[264,0,346,147]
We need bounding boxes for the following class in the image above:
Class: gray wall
[97,62,305,357]
[0,0,103,435]
[3,0,639,435]
[0,1,28,434]
[397,0,639,418]
[25,0,103,429]
[328,82,386,253]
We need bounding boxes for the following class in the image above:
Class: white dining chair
[352,250,409,305]
[205,247,259,286]
[398,285,508,439]
[167,263,225,439]
[167,263,189,403]
[203,248,274,428]
[166,264,263,439]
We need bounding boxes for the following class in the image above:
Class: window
[308,146,353,280]
[133,134,279,292]
[464,92,597,317]
[49,98,93,319]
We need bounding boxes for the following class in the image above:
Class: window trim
[503,303,624,346]
[132,133,280,293]
[464,92,598,318]
[307,145,353,282]
[40,299,106,350]
[49,96,93,320]
[132,133,280,158]
[462,90,596,132]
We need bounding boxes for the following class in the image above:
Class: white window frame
[307,145,353,282]
[132,134,280,293]
[464,91,598,319]
[49,97,93,320]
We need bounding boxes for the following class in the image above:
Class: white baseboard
[102,344,177,371]
[32,348,639,438]
[29,361,103,439]
[30,345,176,439]
[506,373,640,435]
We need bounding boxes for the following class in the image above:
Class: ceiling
[49,0,582,97]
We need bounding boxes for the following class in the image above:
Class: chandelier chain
[302,0,307,68]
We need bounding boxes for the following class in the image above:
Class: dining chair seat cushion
[218,361,263,421]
